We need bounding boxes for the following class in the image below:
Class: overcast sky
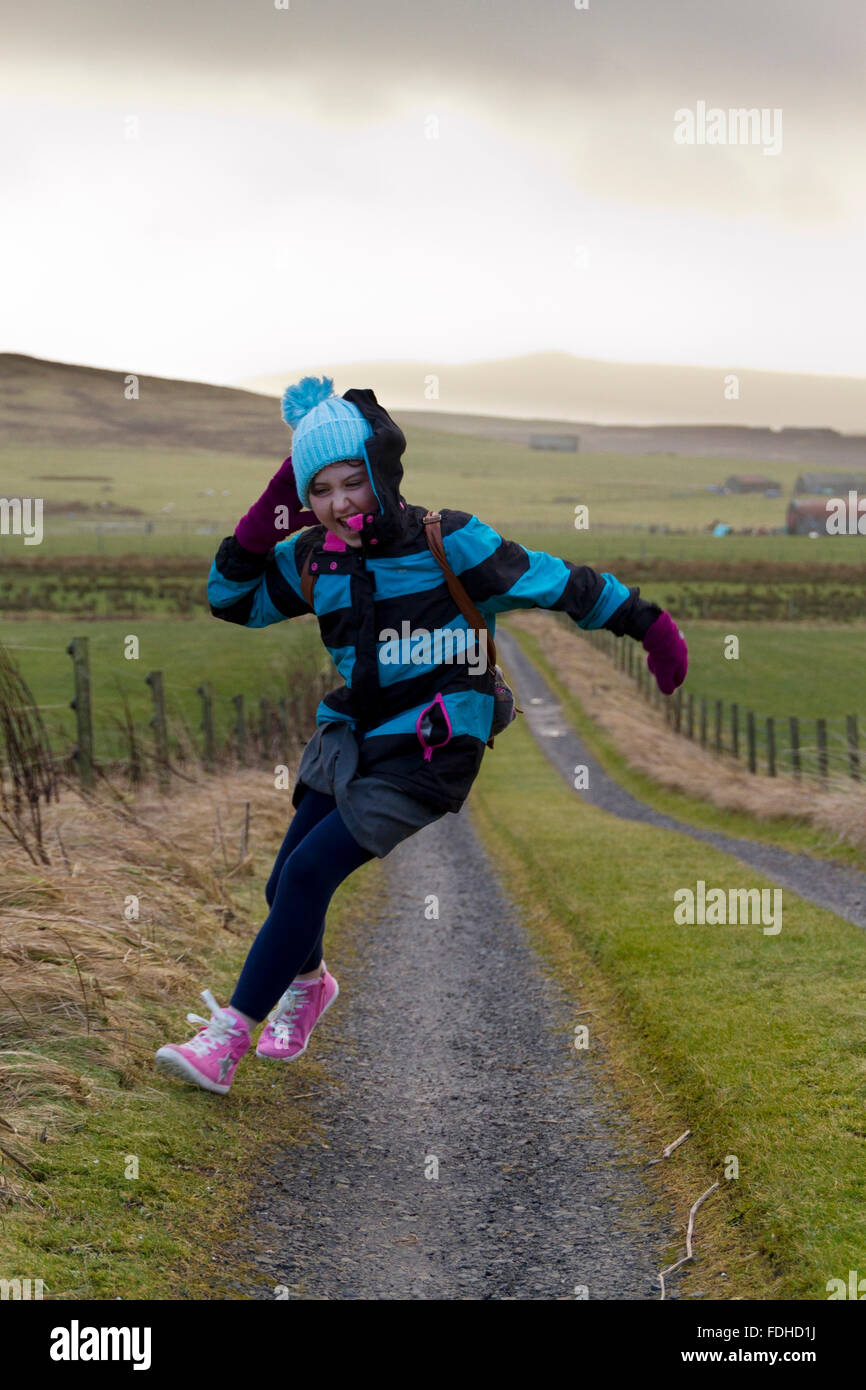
[2,0,864,387]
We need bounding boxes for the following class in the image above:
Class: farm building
[724,474,781,493]
[795,472,866,495]
[785,496,865,535]
[529,433,579,452]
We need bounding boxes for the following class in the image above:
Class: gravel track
[223,782,684,1299]
[223,626,863,1301]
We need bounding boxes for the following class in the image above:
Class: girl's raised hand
[234,456,317,553]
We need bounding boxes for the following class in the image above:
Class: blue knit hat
[281,375,374,508]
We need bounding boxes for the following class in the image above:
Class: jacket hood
[341,388,412,551]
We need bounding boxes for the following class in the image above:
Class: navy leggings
[229,788,375,1022]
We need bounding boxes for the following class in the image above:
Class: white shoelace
[268,986,305,1029]
[184,988,243,1056]
[266,985,313,1046]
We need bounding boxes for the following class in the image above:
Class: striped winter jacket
[207,387,664,815]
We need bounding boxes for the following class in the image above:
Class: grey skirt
[292,721,448,859]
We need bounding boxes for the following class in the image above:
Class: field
[2,368,866,1301]
[5,431,866,542]
[2,423,864,776]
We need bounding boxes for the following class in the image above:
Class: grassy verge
[468,706,866,1300]
[0,770,384,1300]
[502,616,866,873]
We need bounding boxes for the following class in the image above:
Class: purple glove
[642,611,688,695]
[234,456,317,553]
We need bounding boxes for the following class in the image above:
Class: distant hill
[1,352,864,468]
[392,410,866,467]
[242,350,866,436]
[0,353,290,456]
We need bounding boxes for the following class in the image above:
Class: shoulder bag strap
[422,511,497,670]
[300,548,316,610]
[301,518,499,668]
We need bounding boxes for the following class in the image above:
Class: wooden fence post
[232,694,246,766]
[790,716,801,779]
[197,681,215,772]
[816,719,828,784]
[700,697,708,748]
[746,710,756,773]
[279,696,289,756]
[686,691,694,739]
[674,687,683,733]
[766,717,776,777]
[714,700,723,753]
[66,636,94,789]
[288,693,302,748]
[847,715,860,782]
[145,671,170,793]
[731,703,739,760]
[259,697,271,760]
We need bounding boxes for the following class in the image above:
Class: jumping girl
[155,377,687,1093]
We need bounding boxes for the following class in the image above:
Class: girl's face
[306,459,378,547]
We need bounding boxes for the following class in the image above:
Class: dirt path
[495,627,866,929]
[219,625,866,1300]
[223,805,682,1300]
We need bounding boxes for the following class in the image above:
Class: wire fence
[0,633,335,804]
[555,613,863,790]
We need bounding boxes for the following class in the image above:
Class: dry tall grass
[507,611,866,855]
[0,761,301,1210]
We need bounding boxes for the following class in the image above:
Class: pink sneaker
[154,989,251,1094]
[256,967,339,1061]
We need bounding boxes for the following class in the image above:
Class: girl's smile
[306,458,378,546]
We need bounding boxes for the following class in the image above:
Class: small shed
[529,433,579,452]
[795,472,866,495]
[724,474,780,493]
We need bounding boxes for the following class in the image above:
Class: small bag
[421,511,521,749]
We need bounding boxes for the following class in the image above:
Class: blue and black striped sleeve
[439,511,662,640]
[207,533,313,627]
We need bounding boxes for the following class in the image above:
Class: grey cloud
[5,1,863,228]
[5,0,865,107]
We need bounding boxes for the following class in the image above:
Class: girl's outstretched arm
[437,509,687,692]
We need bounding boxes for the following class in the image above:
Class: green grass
[9,521,864,568]
[469,702,866,1299]
[393,427,831,533]
[0,445,271,525]
[516,527,866,567]
[502,617,866,873]
[575,616,866,720]
[646,620,866,719]
[1,615,325,760]
[6,437,866,564]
